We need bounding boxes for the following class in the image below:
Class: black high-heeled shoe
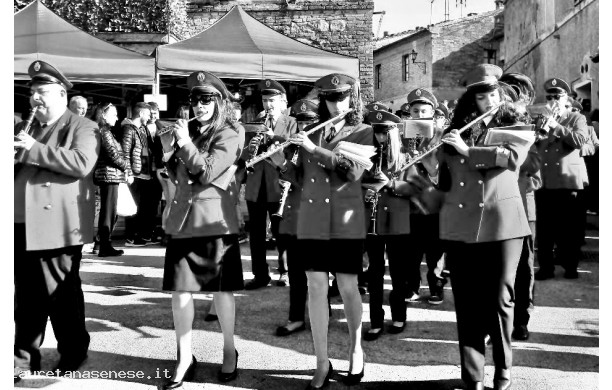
[162,355,196,390]
[305,360,333,390]
[217,349,238,383]
[344,352,365,386]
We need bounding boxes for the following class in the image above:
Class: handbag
[117,182,137,217]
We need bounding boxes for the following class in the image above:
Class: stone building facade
[503,0,598,110]
[15,0,374,102]
[373,9,501,113]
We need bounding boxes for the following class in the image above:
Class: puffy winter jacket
[121,118,148,177]
[94,124,131,184]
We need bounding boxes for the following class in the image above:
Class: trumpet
[156,114,204,137]
[245,109,355,169]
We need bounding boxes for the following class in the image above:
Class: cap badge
[266,80,271,88]
[331,76,340,86]
[33,62,41,72]
[552,79,557,86]
[301,103,307,112]
[373,104,379,110]
[415,89,421,97]
[376,112,383,121]
[197,72,205,82]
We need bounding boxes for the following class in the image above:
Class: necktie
[325,125,337,143]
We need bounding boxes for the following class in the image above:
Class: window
[402,55,410,81]
[375,64,382,89]
[484,49,497,65]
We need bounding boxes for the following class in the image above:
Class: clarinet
[14,106,40,163]
[367,146,383,235]
[273,147,299,219]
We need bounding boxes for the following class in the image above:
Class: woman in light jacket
[159,71,244,389]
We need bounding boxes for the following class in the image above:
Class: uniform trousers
[535,189,583,273]
[246,200,281,280]
[406,214,446,295]
[126,176,162,240]
[446,238,523,382]
[514,222,535,328]
[14,224,90,371]
[366,234,411,328]
[97,183,119,248]
[277,234,307,322]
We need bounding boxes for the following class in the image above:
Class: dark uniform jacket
[536,111,588,190]
[438,120,531,243]
[94,124,131,184]
[242,113,297,202]
[164,121,245,238]
[282,121,373,240]
[518,144,541,222]
[361,148,416,235]
[14,109,100,251]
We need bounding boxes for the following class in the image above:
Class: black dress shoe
[363,327,383,341]
[494,378,512,390]
[305,360,333,389]
[163,355,196,390]
[512,325,529,341]
[98,247,124,257]
[535,269,554,280]
[245,277,271,290]
[464,381,484,390]
[276,322,306,337]
[387,322,406,334]
[218,350,238,382]
[344,354,365,386]
[564,269,579,279]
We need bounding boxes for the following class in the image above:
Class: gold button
[478,180,483,184]
[556,163,560,166]
[287,205,292,209]
[43,182,51,187]
[325,198,329,203]
[458,204,464,208]
[545,150,548,153]
[460,159,465,164]
[479,203,484,207]
[44,204,52,210]
[311,178,315,183]
[383,206,388,211]
[460,182,465,186]
[556,149,559,152]
[325,178,329,183]
[188,199,192,203]
[174,180,179,184]
[544,163,548,166]
[308,159,311,163]
[187,180,194,185]
[173,200,178,204]
[309,199,313,203]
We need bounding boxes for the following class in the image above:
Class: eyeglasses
[190,95,216,105]
[546,94,565,101]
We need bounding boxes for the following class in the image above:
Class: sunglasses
[190,95,216,105]
[546,94,565,101]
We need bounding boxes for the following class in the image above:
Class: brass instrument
[245,109,355,169]
[534,104,561,136]
[273,147,299,219]
[14,106,40,163]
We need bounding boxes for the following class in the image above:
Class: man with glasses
[534,78,589,280]
[14,61,100,380]
[240,79,297,290]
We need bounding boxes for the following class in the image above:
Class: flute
[245,108,355,169]
[157,114,204,137]
[390,102,505,179]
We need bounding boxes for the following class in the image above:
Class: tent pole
[153,72,160,95]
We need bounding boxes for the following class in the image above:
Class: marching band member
[499,72,542,341]
[422,64,531,390]
[534,77,588,280]
[404,88,448,305]
[241,79,298,290]
[275,99,320,337]
[361,110,426,341]
[160,71,245,388]
[14,61,100,379]
[269,73,372,389]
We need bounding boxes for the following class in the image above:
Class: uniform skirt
[298,239,364,274]
[162,234,244,292]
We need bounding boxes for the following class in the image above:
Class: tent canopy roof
[156,5,359,82]
[14,0,155,85]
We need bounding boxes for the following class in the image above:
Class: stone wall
[504,0,599,108]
